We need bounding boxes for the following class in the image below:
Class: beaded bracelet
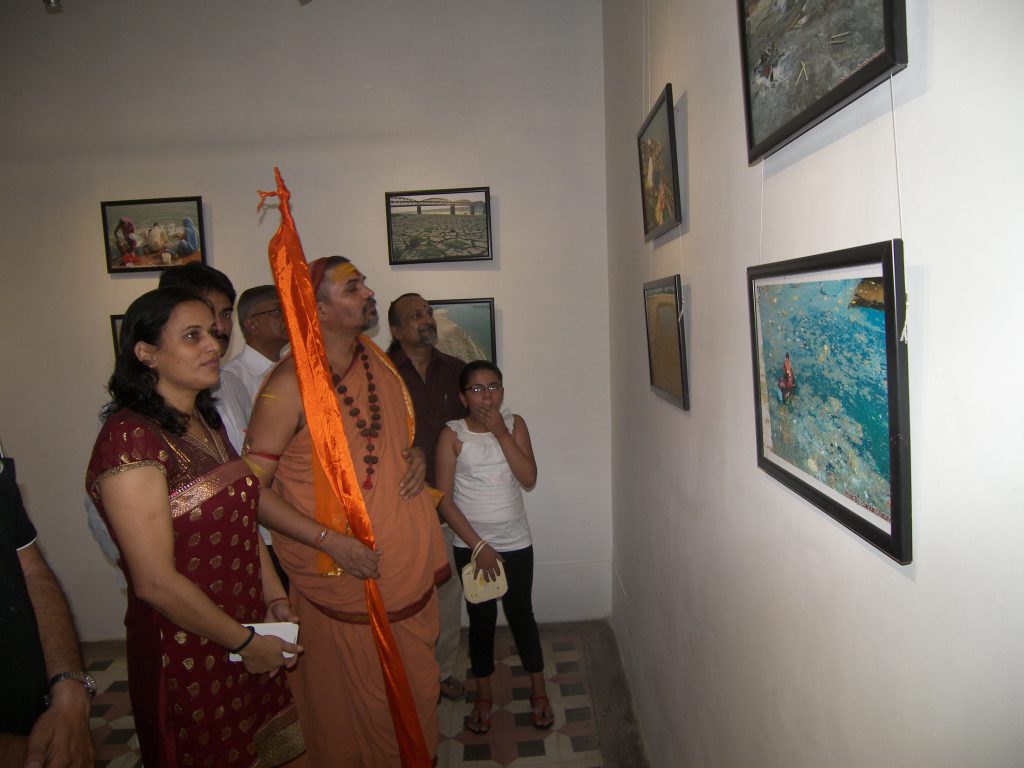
[229,625,256,654]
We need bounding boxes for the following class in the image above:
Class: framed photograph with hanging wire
[636,84,682,241]
[642,275,689,411]
[747,239,911,564]
[737,0,907,163]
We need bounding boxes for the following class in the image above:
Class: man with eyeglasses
[221,285,291,585]
[222,285,289,404]
[387,292,469,701]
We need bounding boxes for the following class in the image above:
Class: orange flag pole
[257,168,431,767]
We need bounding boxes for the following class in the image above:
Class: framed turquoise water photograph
[747,240,911,563]
[428,298,496,364]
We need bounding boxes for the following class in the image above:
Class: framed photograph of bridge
[385,187,492,265]
[746,239,911,564]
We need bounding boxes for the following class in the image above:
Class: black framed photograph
[101,196,206,274]
[747,240,911,563]
[427,298,496,364]
[109,314,125,357]
[737,0,907,163]
[637,84,683,242]
[643,275,689,411]
[385,187,492,265]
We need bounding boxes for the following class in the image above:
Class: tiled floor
[83,620,647,768]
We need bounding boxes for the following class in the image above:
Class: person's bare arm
[258,540,299,625]
[246,362,381,580]
[435,427,503,580]
[16,542,95,768]
[98,467,299,676]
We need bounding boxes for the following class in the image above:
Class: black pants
[453,544,544,678]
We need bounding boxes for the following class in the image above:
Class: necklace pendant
[362,477,373,490]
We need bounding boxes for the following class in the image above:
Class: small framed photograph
[637,84,683,242]
[643,275,689,410]
[386,187,492,265]
[101,196,206,274]
[109,314,125,357]
[427,298,496,364]
[747,239,911,563]
[737,0,908,163]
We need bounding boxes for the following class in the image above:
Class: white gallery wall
[0,1,611,640]
[604,0,1024,765]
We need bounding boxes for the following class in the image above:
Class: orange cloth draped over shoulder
[257,168,431,767]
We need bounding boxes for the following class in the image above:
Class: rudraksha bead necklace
[331,344,382,490]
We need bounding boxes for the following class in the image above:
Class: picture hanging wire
[889,74,904,240]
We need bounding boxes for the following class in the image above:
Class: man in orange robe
[245,256,449,767]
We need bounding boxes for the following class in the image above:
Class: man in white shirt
[221,285,290,586]
[222,285,288,403]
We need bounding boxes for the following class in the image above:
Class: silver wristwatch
[45,671,98,705]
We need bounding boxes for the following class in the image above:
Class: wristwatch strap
[46,671,97,701]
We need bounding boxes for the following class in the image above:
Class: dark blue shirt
[0,457,48,735]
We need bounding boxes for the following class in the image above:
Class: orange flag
[257,168,431,767]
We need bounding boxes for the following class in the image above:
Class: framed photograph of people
[642,275,689,411]
[636,84,683,242]
[746,239,911,563]
[427,298,496,364]
[101,196,206,274]
[109,314,125,357]
[385,187,492,265]
[737,0,908,163]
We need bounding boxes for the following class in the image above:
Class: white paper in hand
[228,622,299,662]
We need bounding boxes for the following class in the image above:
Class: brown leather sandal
[468,698,492,734]
[530,694,554,729]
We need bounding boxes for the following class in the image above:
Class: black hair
[236,285,279,323]
[458,359,503,390]
[158,262,236,305]
[102,287,222,435]
[387,293,424,328]
[386,293,426,355]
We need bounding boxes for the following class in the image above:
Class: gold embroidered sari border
[90,460,166,494]
[169,459,253,519]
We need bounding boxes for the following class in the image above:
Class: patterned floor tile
[83,621,631,768]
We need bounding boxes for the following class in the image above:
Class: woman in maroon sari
[87,287,304,767]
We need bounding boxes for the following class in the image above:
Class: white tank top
[447,412,531,552]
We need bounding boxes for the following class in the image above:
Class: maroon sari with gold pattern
[87,409,300,768]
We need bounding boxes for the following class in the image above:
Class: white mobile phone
[228,621,299,662]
